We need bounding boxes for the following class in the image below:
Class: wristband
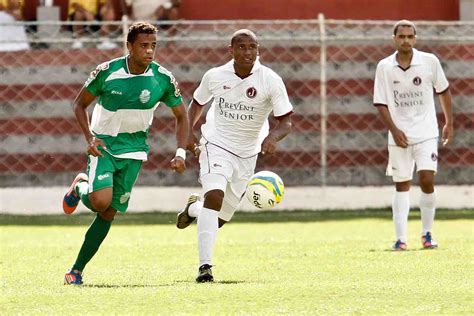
[175,148,186,160]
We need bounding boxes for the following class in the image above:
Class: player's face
[230,35,259,68]
[127,33,157,69]
[393,26,416,54]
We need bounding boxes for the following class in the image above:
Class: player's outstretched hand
[170,156,186,173]
[261,136,278,155]
[87,137,106,157]
[442,124,454,146]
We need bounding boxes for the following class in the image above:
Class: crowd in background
[0,0,182,51]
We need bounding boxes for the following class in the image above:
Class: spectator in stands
[373,20,454,251]
[69,0,118,50]
[0,0,30,51]
[0,0,21,19]
[125,0,181,29]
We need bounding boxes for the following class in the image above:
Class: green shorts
[87,151,143,213]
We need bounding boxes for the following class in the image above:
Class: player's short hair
[393,20,417,36]
[230,29,258,46]
[127,22,157,44]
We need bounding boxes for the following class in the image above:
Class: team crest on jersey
[246,87,257,99]
[431,153,438,161]
[140,89,151,103]
[413,76,422,86]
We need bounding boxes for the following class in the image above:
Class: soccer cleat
[62,173,88,214]
[176,193,199,229]
[392,239,407,251]
[64,269,83,285]
[422,232,438,249]
[196,264,214,283]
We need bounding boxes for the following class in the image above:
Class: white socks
[392,190,437,242]
[420,191,436,235]
[392,191,410,243]
[188,200,203,218]
[197,207,219,266]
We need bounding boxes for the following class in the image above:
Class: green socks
[75,181,93,211]
[72,214,112,272]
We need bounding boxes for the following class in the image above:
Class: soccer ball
[245,171,284,209]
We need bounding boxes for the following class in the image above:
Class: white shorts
[198,140,257,221]
[386,138,438,182]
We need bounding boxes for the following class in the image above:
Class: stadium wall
[22,0,461,22]
[0,185,472,214]
[179,0,460,20]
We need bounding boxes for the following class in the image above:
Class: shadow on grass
[214,280,247,284]
[0,209,472,226]
[82,280,249,288]
[83,284,158,288]
[370,248,440,253]
[175,280,248,284]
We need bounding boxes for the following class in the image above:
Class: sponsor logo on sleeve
[158,66,181,97]
[170,76,181,97]
[85,62,109,87]
[98,62,109,71]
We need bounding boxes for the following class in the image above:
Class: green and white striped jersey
[84,56,183,161]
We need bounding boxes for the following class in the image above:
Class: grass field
[1,209,473,314]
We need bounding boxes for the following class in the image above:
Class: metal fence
[1,17,473,187]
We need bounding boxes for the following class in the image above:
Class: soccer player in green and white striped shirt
[62,22,189,285]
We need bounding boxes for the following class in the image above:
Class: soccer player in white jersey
[62,22,189,285]
[373,20,454,251]
[176,29,293,282]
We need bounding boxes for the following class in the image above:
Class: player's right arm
[375,105,408,148]
[373,62,408,148]
[186,99,206,157]
[73,87,106,157]
[187,70,213,157]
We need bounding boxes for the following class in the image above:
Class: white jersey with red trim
[193,58,293,157]
[373,48,449,145]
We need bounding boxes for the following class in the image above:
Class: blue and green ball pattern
[247,171,285,204]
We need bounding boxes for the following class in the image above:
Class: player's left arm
[438,88,454,146]
[261,113,292,155]
[433,55,454,147]
[262,74,293,155]
[169,103,189,173]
